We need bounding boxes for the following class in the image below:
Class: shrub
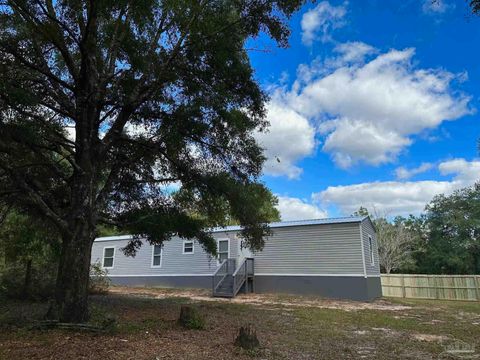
[89,262,111,295]
[0,261,56,301]
[178,305,205,330]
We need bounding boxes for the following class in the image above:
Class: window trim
[102,246,115,269]
[216,238,230,265]
[368,235,374,266]
[151,244,163,268]
[183,240,194,254]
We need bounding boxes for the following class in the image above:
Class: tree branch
[0,159,69,234]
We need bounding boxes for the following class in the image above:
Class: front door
[217,239,229,264]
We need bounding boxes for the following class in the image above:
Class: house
[91,216,381,301]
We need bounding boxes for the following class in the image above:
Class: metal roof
[210,216,367,232]
[94,216,367,242]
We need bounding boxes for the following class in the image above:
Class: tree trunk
[21,258,32,299]
[53,222,95,323]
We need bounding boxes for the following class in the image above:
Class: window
[151,245,162,267]
[103,247,115,268]
[183,241,194,254]
[217,239,229,264]
[368,235,374,265]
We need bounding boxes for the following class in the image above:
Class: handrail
[233,257,254,276]
[232,260,245,276]
[212,259,228,293]
[233,260,246,295]
[213,258,254,297]
[232,257,255,296]
[212,258,236,293]
[213,259,227,277]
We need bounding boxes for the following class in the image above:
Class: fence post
[401,275,406,298]
[475,275,480,302]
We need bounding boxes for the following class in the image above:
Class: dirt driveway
[110,285,413,311]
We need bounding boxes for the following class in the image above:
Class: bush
[0,261,56,301]
[178,305,205,330]
[89,262,111,295]
[0,261,111,300]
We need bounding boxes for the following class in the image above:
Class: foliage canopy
[0,0,303,321]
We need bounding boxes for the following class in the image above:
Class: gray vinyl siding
[252,223,365,275]
[361,219,381,276]
[91,219,376,278]
[91,232,239,276]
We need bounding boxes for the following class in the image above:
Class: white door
[217,239,229,264]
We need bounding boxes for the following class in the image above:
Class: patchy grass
[0,289,479,359]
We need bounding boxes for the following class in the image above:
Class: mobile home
[91,216,381,301]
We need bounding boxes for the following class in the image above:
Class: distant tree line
[356,183,480,275]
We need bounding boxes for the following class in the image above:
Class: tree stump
[178,305,205,329]
[234,325,260,350]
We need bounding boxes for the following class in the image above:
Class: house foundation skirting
[254,275,382,301]
[107,275,382,301]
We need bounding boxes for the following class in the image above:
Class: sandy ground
[3,287,479,359]
[109,286,412,312]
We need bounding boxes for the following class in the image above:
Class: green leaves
[419,184,480,274]
[0,0,304,256]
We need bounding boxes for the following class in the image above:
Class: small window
[217,239,229,264]
[183,241,194,254]
[368,235,374,265]
[103,247,115,268]
[151,245,162,267]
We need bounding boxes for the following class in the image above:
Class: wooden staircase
[212,258,254,298]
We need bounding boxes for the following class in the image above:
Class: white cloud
[301,1,347,46]
[438,158,480,183]
[256,100,316,179]
[395,163,433,180]
[278,45,472,168]
[332,42,378,64]
[321,118,412,168]
[277,196,328,221]
[313,159,480,216]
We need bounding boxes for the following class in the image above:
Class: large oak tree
[0,0,302,322]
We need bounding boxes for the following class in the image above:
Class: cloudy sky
[248,0,480,220]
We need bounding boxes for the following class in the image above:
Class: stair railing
[212,258,236,293]
[212,259,227,293]
[232,259,247,296]
[232,257,254,296]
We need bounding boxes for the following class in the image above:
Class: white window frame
[151,244,163,268]
[217,238,230,265]
[368,235,374,265]
[102,246,115,269]
[183,240,194,254]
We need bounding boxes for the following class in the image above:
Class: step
[213,292,234,298]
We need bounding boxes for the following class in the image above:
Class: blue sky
[247,0,480,220]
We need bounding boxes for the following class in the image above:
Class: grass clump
[178,305,205,330]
